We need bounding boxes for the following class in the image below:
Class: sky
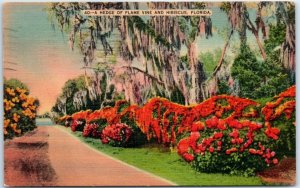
[3,3,261,115]
[4,3,84,114]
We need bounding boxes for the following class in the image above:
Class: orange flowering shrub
[134,96,260,147]
[4,86,39,139]
[72,109,92,121]
[86,100,138,124]
[262,85,296,154]
[59,86,295,175]
[262,85,295,128]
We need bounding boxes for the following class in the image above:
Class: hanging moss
[129,16,172,48]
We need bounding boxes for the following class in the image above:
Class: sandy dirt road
[4,126,174,186]
[4,127,57,186]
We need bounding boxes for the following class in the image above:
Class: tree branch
[121,66,164,85]
[211,29,234,77]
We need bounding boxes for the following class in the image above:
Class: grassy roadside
[58,126,263,186]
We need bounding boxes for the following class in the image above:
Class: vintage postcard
[3,2,295,186]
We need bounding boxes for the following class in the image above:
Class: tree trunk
[188,41,206,103]
[254,32,267,60]
[211,29,234,77]
[245,7,267,61]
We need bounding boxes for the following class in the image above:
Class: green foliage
[178,17,188,35]
[220,2,231,14]
[192,150,266,177]
[254,97,273,106]
[90,118,108,132]
[180,55,190,69]
[231,44,262,98]
[52,75,102,115]
[231,42,291,99]
[199,48,222,77]
[217,80,231,95]
[113,92,126,102]
[66,97,77,115]
[4,78,29,91]
[264,23,286,55]
[120,113,147,147]
[177,3,208,42]
[170,86,185,105]
[178,17,200,42]
[273,116,296,157]
[62,75,87,97]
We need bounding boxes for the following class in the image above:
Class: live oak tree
[48,2,214,108]
[48,2,294,111]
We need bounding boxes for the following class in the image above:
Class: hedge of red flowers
[133,95,260,147]
[58,86,295,175]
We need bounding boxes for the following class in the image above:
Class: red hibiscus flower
[182,153,194,162]
[213,132,223,139]
[205,116,219,129]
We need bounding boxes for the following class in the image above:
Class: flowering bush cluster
[4,86,39,140]
[58,101,140,147]
[175,87,294,175]
[262,86,295,128]
[58,86,295,176]
[101,123,133,147]
[70,119,85,132]
[83,123,101,138]
[262,85,296,155]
